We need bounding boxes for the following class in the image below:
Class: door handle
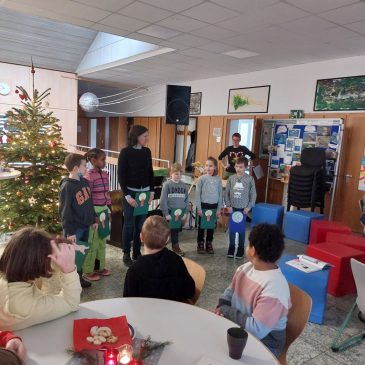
[345,174,353,178]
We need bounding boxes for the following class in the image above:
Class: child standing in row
[160,163,188,256]
[195,157,223,254]
[59,153,98,288]
[83,148,111,280]
[225,157,256,259]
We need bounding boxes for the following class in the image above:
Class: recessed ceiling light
[138,25,180,39]
[223,49,259,59]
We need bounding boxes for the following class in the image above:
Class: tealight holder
[118,344,133,364]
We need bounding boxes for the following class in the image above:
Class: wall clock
[0,82,11,96]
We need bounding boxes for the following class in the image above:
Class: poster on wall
[314,75,365,111]
[190,92,202,115]
[359,156,365,191]
[227,85,270,114]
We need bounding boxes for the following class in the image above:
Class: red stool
[309,220,351,245]
[326,232,365,252]
[307,242,365,297]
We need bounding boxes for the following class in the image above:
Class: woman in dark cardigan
[118,125,154,267]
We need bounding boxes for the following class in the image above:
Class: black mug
[227,327,248,360]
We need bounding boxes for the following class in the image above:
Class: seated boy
[215,224,290,357]
[123,215,195,302]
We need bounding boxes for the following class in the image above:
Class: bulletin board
[262,118,344,218]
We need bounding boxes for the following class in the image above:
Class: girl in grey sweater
[195,157,223,254]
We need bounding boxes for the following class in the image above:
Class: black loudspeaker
[166,85,191,125]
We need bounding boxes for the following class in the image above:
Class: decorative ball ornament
[79,92,99,112]
[16,191,22,198]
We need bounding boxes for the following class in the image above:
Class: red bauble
[50,141,57,147]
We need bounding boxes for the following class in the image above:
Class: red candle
[105,348,119,365]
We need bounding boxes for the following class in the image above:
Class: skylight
[77,32,174,76]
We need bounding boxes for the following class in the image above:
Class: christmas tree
[0,66,67,233]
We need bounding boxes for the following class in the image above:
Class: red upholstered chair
[326,232,365,252]
[306,242,365,297]
[309,220,351,245]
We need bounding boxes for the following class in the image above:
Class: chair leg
[331,301,365,352]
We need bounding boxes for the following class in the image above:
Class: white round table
[17,298,279,365]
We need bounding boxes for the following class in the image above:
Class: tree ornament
[79,92,99,112]
[15,89,27,101]
[16,191,22,198]
[28,196,36,206]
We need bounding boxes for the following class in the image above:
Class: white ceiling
[1,0,365,87]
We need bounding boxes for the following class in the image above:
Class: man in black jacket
[218,133,255,178]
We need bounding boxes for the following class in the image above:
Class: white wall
[0,62,78,148]
[115,54,365,117]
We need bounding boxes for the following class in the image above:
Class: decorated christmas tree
[0,66,67,233]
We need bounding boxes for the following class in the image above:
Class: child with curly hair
[215,224,290,357]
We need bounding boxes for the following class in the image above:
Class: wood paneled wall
[109,117,128,152]
[127,112,365,232]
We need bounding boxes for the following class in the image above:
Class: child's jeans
[228,209,246,256]
[122,190,147,254]
[197,202,218,242]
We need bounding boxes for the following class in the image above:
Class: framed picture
[228,85,270,114]
[314,75,365,111]
[189,92,202,115]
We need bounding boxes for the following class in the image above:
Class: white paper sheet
[253,164,264,180]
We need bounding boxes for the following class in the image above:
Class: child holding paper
[195,157,223,254]
[225,157,256,259]
[59,153,98,288]
[160,163,189,256]
[83,148,111,280]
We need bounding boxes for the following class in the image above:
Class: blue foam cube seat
[283,210,324,244]
[278,254,329,324]
[251,203,284,227]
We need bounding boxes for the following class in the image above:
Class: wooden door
[208,116,226,176]
[77,118,89,146]
[147,117,161,158]
[96,117,106,149]
[109,117,128,152]
[195,116,210,171]
[334,114,365,232]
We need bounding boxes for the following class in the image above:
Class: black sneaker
[79,275,92,288]
[205,241,215,254]
[132,251,141,261]
[197,241,205,254]
[123,253,133,267]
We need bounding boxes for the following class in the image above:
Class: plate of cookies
[73,316,132,351]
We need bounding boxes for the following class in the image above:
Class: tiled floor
[81,227,365,365]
